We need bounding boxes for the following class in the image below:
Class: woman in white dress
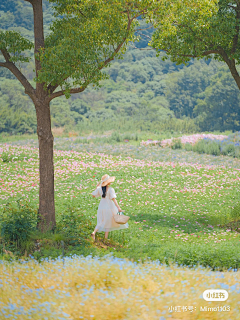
[91,174,128,241]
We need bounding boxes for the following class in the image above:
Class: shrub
[56,208,94,245]
[184,143,193,151]
[205,141,221,156]
[231,203,240,221]
[123,133,131,141]
[193,139,206,154]
[110,132,122,142]
[1,151,30,162]
[171,138,182,149]
[193,139,221,156]
[0,201,37,243]
[1,151,14,162]
[234,148,240,158]
[221,143,236,157]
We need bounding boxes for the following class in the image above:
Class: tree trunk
[220,53,240,91]
[229,68,240,91]
[32,0,56,232]
[35,98,56,232]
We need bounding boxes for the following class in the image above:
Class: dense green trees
[194,68,240,131]
[1,0,240,137]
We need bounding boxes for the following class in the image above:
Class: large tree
[0,0,150,231]
[150,0,240,91]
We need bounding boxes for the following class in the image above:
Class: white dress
[92,186,129,232]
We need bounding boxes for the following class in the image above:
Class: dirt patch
[93,237,123,250]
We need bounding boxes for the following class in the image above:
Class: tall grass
[74,117,199,135]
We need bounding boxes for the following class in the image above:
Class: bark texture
[32,0,56,231]
[35,98,56,232]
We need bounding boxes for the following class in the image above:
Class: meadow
[0,140,240,268]
[0,136,240,319]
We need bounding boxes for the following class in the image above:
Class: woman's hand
[118,208,123,212]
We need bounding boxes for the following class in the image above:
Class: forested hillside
[1,0,240,135]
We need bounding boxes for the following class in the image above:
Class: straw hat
[97,174,115,187]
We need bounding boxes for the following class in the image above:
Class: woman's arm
[92,187,100,198]
[112,198,122,212]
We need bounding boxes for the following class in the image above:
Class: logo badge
[203,289,228,301]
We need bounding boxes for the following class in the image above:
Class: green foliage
[37,0,141,92]
[221,144,236,157]
[184,143,193,151]
[56,208,94,245]
[193,139,221,156]
[0,2,240,134]
[230,203,240,221]
[165,60,217,118]
[194,68,240,132]
[0,201,37,243]
[0,78,37,134]
[151,0,221,64]
[151,0,240,98]
[110,131,122,142]
[171,138,182,149]
[186,133,240,158]
[1,150,30,162]
[0,30,33,62]
[1,151,15,162]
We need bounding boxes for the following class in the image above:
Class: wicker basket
[114,212,130,224]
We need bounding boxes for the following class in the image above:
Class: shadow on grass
[128,212,218,234]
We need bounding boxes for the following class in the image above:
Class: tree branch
[130,45,154,51]
[218,50,240,90]
[135,26,154,31]
[160,48,219,58]
[135,32,152,40]
[48,85,86,101]
[1,48,11,62]
[0,62,7,67]
[47,84,59,94]
[201,50,220,56]
[228,4,237,10]
[0,49,35,98]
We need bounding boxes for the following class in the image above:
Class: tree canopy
[151,0,240,90]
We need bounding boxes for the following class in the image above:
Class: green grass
[0,140,240,270]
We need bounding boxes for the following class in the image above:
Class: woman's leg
[104,231,109,239]
[91,227,98,241]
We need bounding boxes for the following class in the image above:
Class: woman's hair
[102,186,107,198]
[102,184,110,198]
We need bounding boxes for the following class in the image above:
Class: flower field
[6,136,240,167]
[1,255,240,320]
[141,134,228,147]
[0,143,240,268]
[1,141,240,319]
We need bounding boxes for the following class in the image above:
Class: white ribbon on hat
[99,175,110,187]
